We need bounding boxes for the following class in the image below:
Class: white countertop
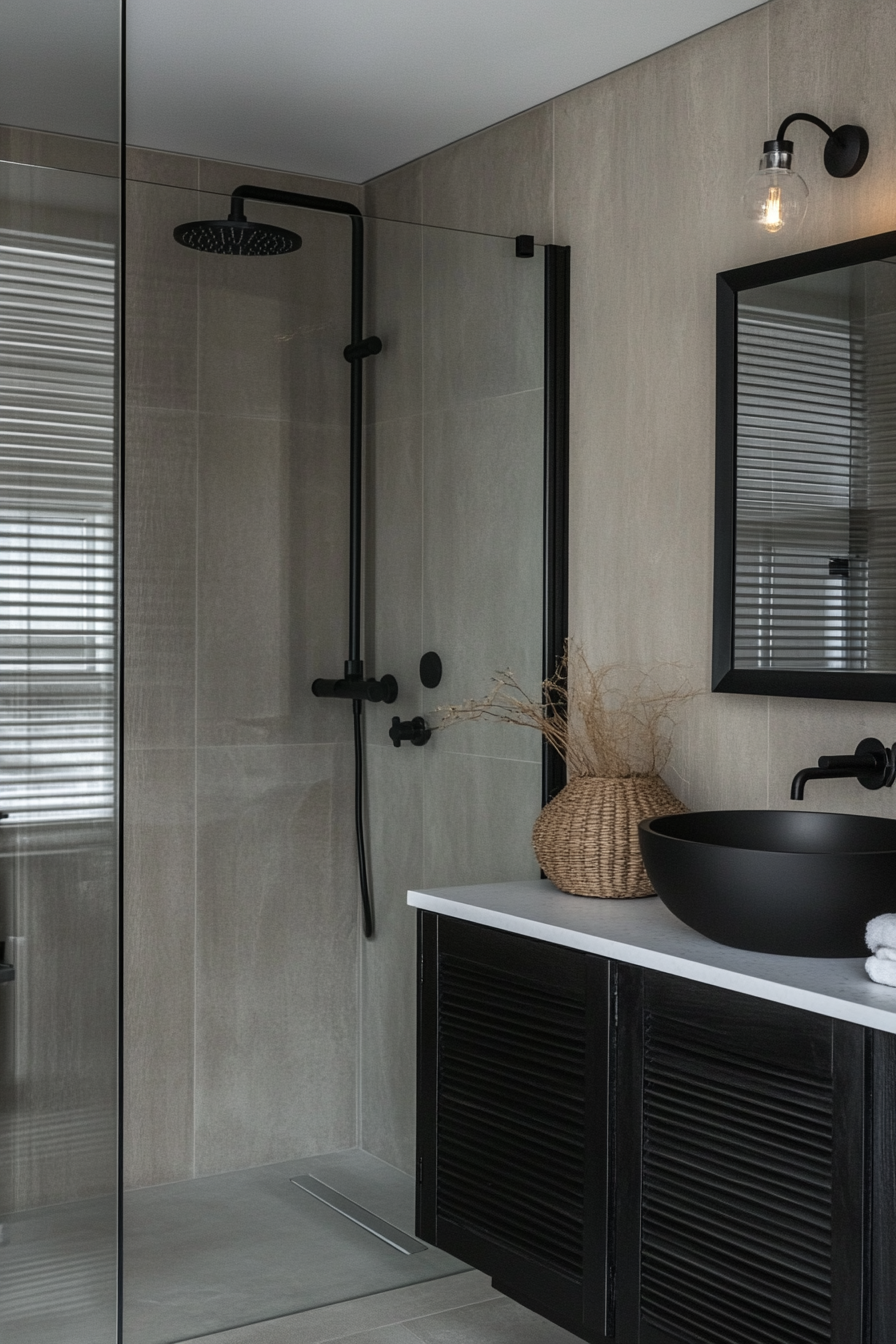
[408,879,896,1035]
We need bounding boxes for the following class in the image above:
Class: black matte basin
[638,810,896,957]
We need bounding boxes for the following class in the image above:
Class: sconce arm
[769,114,869,179]
[774,112,835,144]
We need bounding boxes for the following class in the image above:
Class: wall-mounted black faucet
[790,737,896,800]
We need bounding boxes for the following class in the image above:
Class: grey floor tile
[403,1296,582,1344]
[123,1149,466,1344]
[327,1328,421,1344]
[178,1272,497,1344]
[0,1196,117,1344]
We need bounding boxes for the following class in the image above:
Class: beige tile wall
[364,0,896,819]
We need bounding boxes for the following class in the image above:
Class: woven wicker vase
[532,775,688,898]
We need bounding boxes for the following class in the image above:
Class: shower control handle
[344,335,382,362]
[389,716,432,748]
[312,673,398,704]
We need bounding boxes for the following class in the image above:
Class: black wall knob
[389,716,432,748]
[419,652,442,689]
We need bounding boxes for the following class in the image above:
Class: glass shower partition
[120,187,550,1343]
[0,156,121,1343]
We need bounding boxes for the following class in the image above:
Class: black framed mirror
[714,227,896,702]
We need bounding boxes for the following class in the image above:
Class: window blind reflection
[734,303,868,671]
[0,228,115,821]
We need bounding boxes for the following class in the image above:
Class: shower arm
[230,185,391,940]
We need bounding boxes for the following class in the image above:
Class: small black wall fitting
[389,717,432,748]
[790,737,896,800]
[743,112,869,233]
[419,652,442,689]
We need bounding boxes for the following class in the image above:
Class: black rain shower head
[173,199,301,256]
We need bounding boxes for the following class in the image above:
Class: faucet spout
[789,738,896,800]
[790,766,860,800]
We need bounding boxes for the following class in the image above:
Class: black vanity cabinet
[416,912,613,1341]
[417,912,896,1344]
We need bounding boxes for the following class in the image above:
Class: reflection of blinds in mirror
[734,304,867,670]
[865,308,896,669]
[0,228,115,822]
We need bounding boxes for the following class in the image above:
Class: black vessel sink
[638,810,896,957]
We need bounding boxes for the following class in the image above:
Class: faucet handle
[818,738,895,790]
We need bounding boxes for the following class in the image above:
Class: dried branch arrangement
[437,644,694,779]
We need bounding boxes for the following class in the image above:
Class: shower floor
[1,1149,467,1344]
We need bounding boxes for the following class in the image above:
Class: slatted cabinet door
[417,912,611,1343]
[613,966,867,1344]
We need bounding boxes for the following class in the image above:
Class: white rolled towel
[866,955,896,987]
[865,912,896,953]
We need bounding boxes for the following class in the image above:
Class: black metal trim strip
[116,0,126,1336]
[543,244,571,805]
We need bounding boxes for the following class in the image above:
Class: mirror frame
[714,226,896,702]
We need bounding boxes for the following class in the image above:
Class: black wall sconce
[743,113,869,233]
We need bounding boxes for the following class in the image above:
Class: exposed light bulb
[742,141,808,234]
[762,184,783,232]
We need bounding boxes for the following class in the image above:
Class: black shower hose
[353,700,374,938]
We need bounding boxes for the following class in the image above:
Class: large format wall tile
[549,9,772,805]
[768,0,896,253]
[422,229,543,412]
[364,415,424,752]
[365,218,423,425]
[197,414,292,740]
[420,103,553,242]
[0,123,117,176]
[123,749,196,1188]
[360,743,425,1174]
[126,180,199,412]
[196,202,352,425]
[364,162,424,227]
[423,753,541,890]
[195,744,357,1173]
[197,415,351,746]
[421,392,543,764]
[128,146,199,190]
[124,405,197,750]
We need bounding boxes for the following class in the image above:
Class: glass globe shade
[742,165,808,233]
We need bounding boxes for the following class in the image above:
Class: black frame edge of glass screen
[543,245,570,803]
[117,0,126,1338]
[713,227,896,704]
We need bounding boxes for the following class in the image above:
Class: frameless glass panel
[0,158,119,1344]
[362,219,545,1180]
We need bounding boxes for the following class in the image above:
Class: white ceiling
[3,0,763,184]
